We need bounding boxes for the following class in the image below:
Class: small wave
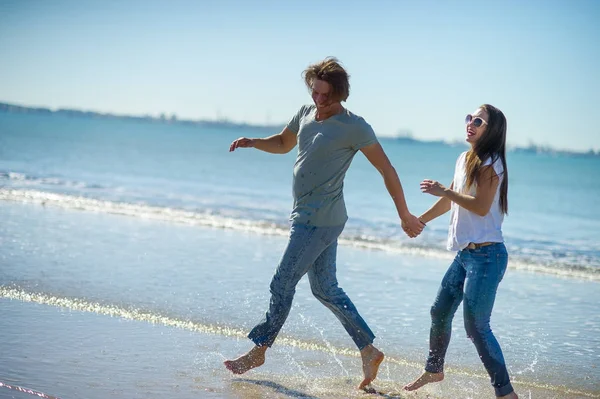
[0,187,293,235]
[0,381,62,399]
[0,285,390,362]
[0,285,248,341]
[1,188,599,282]
[0,170,107,190]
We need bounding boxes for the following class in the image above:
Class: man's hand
[401,214,425,238]
[229,137,256,152]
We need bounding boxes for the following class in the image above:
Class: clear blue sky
[1,0,599,151]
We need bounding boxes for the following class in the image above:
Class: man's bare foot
[498,392,518,399]
[223,345,267,374]
[357,344,385,390]
[403,371,444,391]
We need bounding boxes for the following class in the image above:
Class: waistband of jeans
[462,242,505,252]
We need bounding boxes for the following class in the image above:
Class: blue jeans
[248,223,375,350]
[425,243,514,397]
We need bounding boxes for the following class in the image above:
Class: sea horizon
[1,100,598,156]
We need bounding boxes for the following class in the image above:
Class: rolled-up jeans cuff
[495,382,514,397]
[424,363,443,374]
[356,337,375,351]
[248,333,274,348]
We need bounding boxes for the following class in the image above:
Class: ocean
[0,111,598,399]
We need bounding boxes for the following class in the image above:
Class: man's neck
[316,103,344,121]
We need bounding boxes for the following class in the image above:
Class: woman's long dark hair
[464,104,509,214]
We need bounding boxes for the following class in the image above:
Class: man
[224,57,424,390]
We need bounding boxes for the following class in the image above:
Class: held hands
[420,179,447,197]
[401,214,425,238]
[229,137,256,152]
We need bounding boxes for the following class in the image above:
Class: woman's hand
[420,179,447,197]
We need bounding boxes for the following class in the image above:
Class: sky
[1,0,599,151]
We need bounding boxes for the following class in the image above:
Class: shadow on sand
[363,385,409,398]
[231,378,320,398]
[231,378,410,399]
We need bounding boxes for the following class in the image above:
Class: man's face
[311,79,338,111]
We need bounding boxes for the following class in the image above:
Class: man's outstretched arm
[229,127,297,154]
[360,142,425,236]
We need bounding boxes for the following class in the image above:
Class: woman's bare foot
[498,392,518,399]
[357,344,385,390]
[223,345,267,374]
[403,371,444,391]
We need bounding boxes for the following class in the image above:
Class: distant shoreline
[1,101,597,157]
[0,101,283,132]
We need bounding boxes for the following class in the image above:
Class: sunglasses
[465,114,488,128]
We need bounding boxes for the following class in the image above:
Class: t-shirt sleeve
[350,119,378,151]
[286,105,309,134]
[482,155,504,175]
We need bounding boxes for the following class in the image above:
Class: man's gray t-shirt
[286,104,378,226]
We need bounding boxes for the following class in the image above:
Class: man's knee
[430,302,450,322]
[311,285,329,302]
[311,284,343,303]
[269,274,297,298]
[464,316,490,339]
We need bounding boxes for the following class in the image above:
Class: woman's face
[465,107,490,145]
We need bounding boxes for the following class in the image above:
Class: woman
[403,104,518,398]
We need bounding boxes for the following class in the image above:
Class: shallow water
[1,111,599,279]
